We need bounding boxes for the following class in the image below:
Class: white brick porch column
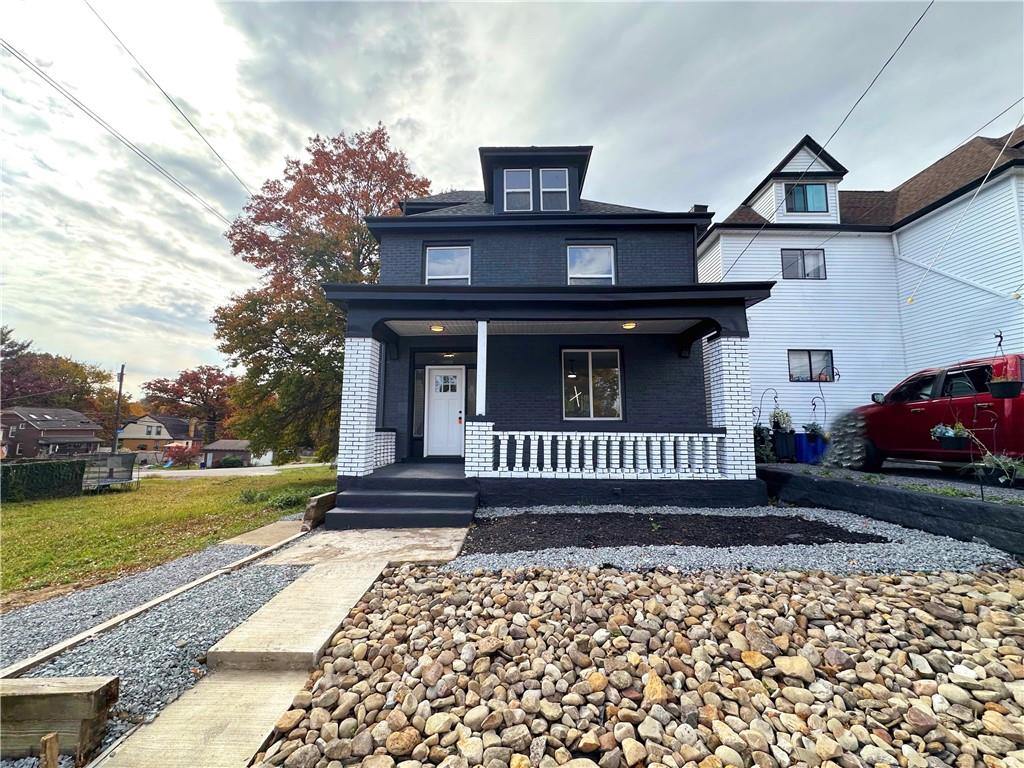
[336,336,383,477]
[703,335,755,479]
[464,421,494,477]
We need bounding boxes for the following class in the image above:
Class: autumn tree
[141,365,237,443]
[214,125,430,459]
[0,326,129,440]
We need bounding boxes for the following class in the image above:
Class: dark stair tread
[338,489,477,500]
[326,506,473,530]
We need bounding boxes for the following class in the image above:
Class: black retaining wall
[476,478,768,509]
[758,466,1024,557]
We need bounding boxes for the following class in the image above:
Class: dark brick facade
[378,228,696,287]
[381,333,708,461]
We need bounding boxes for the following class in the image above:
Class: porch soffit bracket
[676,319,721,358]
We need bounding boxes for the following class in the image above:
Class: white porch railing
[464,422,725,479]
[373,430,396,470]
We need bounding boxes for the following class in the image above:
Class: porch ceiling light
[429,324,445,333]
[621,321,638,330]
[443,353,455,359]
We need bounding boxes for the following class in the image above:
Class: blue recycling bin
[794,434,827,464]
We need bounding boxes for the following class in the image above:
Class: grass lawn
[0,465,335,609]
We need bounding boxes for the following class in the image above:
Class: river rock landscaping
[255,564,1024,768]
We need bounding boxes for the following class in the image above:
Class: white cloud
[2,0,1021,397]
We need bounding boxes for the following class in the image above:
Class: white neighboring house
[697,130,1024,429]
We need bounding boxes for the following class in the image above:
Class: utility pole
[112,364,125,453]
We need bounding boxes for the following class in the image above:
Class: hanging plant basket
[938,435,970,451]
[989,379,1023,398]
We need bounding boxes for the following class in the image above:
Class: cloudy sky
[3,1,1022,395]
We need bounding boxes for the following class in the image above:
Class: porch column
[475,320,487,416]
[702,335,755,479]
[337,336,383,477]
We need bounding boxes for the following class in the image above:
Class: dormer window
[540,169,569,211]
[785,183,828,213]
[503,169,532,212]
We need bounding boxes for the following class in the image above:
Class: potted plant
[930,422,972,451]
[989,374,1023,399]
[795,421,829,464]
[770,407,796,462]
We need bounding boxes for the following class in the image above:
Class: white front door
[424,366,465,457]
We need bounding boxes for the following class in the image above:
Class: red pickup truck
[854,354,1024,470]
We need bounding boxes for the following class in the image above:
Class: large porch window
[562,349,622,420]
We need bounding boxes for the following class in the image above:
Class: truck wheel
[860,439,885,472]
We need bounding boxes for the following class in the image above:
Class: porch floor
[367,460,466,481]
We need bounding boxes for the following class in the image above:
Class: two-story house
[324,145,774,528]
[118,414,201,453]
[1,407,103,458]
[697,129,1024,429]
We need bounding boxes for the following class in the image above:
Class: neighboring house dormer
[742,135,847,225]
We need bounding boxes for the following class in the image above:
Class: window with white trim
[8,426,15,438]
[785,183,828,213]
[425,246,471,285]
[503,169,532,212]
[781,248,826,279]
[567,245,615,285]
[562,349,622,420]
[540,168,569,211]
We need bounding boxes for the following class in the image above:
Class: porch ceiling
[384,319,701,336]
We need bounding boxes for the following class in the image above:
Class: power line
[81,0,254,197]
[722,0,935,279]
[1,38,232,227]
[905,110,1024,304]
[756,98,1024,284]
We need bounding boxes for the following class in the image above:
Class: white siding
[781,146,833,173]
[750,185,777,222]
[697,238,723,282]
[718,231,906,428]
[895,172,1024,370]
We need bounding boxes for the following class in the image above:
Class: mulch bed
[462,513,888,554]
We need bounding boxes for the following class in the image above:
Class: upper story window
[156,426,163,436]
[567,245,615,285]
[781,249,826,279]
[425,245,471,285]
[785,183,828,213]
[540,169,569,211]
[503,169,532,212]
[145,425,153,436]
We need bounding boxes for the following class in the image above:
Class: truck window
[942,365,991,397]
[889,374,938,403]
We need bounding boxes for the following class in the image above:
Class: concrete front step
[206,560,383,671]
[94,670,308,768]
[337,488,478,510]
[325,507,475,530]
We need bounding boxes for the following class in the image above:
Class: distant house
[118,414,201,453]
[697,127,1024,427]
[202,439,253,468]
[1,407,103,458]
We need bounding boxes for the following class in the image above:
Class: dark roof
[148,414,191,439]
[4,407,102,430]
[836,190,898,226]
[407,197,661,217]
[408,190,485,204]
[721,206,768,225]
[202,439,250,451]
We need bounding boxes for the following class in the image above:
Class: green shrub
[2,460,87,502]
[267,485,334,510]
[218,455,244,469]
[238,488,270,504]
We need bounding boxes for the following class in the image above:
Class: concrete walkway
[95,526,466,768]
